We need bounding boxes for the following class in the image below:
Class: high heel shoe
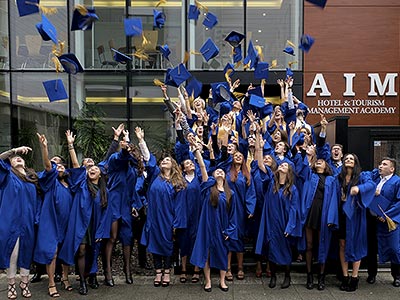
[48,285,60,298]
[19,281,32,298]
[8,283,17,299]
[281,275,291,289]
[317,273,326,291]
[125,272,133,284]
[162,269,171,287]
[87,275,99,289]
[154,270,162,287]
[79,279,88,295]
[61,278,74,291]
[104,272,115,287]
[306,272,314,290]
[269,275,277,288]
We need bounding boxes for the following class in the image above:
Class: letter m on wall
[368,73,398,96]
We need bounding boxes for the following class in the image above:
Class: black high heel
[154,270,163,287]
[125,272,133,284]
[162,269,171,287]
[79,279,88,295]
[104,271,115,287]
[61,278,73,291]
[88,275,99,289]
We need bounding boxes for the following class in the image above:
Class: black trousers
[366,210,378,277]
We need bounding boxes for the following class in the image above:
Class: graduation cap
[58,53,84,74]
[244,41,258,69]
[111,48,132,63]
[159,44,171,60]
[36,14,58,44]
[283,46,295,56]
[153,9,166,29]
[202,12,218,29]
[224,63,235,78]
[124,18,143,37]
[254,61,269,80]
[164,64,191,87]
[43,79,68,102]
[224,31,245,47]
[249,94,265,108]
[71,6,99,31]
[305,0,327,8]
[299,34,315,53]
[286,67,294,78]
[233,45,242,63]
[248,86,263,97]
[186,77,203,99]
[369,195,391,218]
[17,0,40,17]
[188,4,200,20]
[199,38,219,62]
[211,82,234,104]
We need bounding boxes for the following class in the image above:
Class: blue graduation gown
[140,155,186,257]
[107,150,138,245]
[0,159,40,269]
[300,167,339,263]
[255,167,301,265]
[227,171,256,252]
[370,170,400,263]
[34,163,73,264]
[177,175,202,257]
[341,171,376,262]
[190,177,238,270]
[58,167,111,272]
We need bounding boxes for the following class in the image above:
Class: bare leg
[46,254,59,296]
[219,269,228,288]
[352,260,361,277]
[204,260,211,289]
[237,252,244,279]
[226,252,233,280]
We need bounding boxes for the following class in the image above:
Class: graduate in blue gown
[225,151,256,281]
[368,158,400,286]
[337,153,376,292]
[136,127,187,288]
[297,156,338,290]
[58,130,111,296]
[190,147,238,292]
[254,131,301,289]
[250,153,277,278]
[104,125,142,285]
[0,146,41,299]
[34,133,73,297]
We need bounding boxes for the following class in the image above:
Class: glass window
[0,0,8,70]
[10,1,68,70]
[0,72,10,151]
[247,0,303,71]
[188,0,244,70]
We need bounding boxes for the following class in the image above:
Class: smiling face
[87,165,101,181]
[263,154,273,166]
[213,168,225,180]
[227,143,237,154]
[314,159,327,174]
[331,145,343,162]
[275,141,286,155]
[160,157,173,171]
[183,159,195,173]
[233,152,244,165]
[56,163,66,176]
[196,126,204,136]
[272,130,282,143]
[10,155,25,169]
[343,154,355,169]
[82,158,95,168]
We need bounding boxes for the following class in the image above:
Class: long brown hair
[273,163,295,198]
[339,153,361,195]
[160,156,187,191]
[87,167,108,208]
[127,143,145,177]
[230,151,251,186]
[9,155,42,196]
[210,178,232,210]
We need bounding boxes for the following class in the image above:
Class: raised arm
[254,124,267,173]
[66,130,79,168]
[193,143,208,183]
[37,133,52,171]
[0,146,32,161]
[135,127,150,162]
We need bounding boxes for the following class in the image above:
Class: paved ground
[1,269,399,299]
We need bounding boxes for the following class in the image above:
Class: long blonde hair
[160,156,187,191]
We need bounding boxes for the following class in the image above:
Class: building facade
[0,0,398,170]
